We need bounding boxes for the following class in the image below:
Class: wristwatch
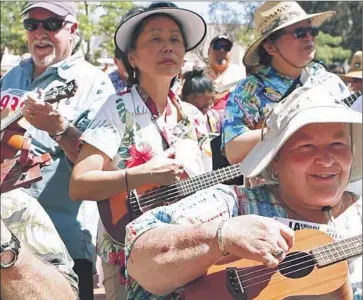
[1,231,21,269]
[49,120,71,142]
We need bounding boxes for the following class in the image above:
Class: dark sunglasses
[212,42,232,52]
[284,26,319,39]
[23,18,72,32]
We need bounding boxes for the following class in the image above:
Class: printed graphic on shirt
[0,89,27,111]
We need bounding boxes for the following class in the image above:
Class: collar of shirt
[19,50,85,82]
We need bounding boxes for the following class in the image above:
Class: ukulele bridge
[226,267,247,300]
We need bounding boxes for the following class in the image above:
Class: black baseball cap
[210,35,233,48]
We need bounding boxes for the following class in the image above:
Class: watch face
[1,249,16,268]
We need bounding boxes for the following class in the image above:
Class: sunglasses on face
[212,42,232,52]
[23,18,72,32]
[284,26,319,39]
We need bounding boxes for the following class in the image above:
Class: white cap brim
[240,106,362,183]
[115,7,207,52]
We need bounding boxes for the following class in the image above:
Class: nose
[32,23,47,39]
[315,149,334,167]
[162,41,173,53]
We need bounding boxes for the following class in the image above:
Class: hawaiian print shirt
[221,63,350,150]
[80,85,211,283]
[1,189,79,294]
[108,70,128,94]
[125,184,362,299]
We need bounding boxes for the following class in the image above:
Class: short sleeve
[80,94,125,160]
[221,77,257,149]
[1,190,79,293]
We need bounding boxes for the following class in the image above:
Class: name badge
[274,217,344,240]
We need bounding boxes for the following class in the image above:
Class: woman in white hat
[123,86,361,299]
[69,2,208,299]
[222,1,351,166]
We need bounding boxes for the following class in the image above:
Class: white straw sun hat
[243,1,335,67]
[239,86,362,183]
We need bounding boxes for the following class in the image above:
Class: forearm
[1,246,77,300]
[70,165,151,201]
[128,220,222,296]
[56,124,82,163]
[225,129,261,164]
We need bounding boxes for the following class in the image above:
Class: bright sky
[136,2,247,23]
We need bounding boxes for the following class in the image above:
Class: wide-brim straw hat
[114,2,207,53]
[239,86,362,183]
[340,51,362,80]
[243,1,336,67]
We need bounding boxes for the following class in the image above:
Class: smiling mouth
[310,174,337,180]
[160,60,176,65]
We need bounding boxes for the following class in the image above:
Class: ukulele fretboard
[312,234,362,267]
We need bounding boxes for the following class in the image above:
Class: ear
[262,39,276,56]
[128,52,137,68]
[269,158,279,176]
[70,22,78,34]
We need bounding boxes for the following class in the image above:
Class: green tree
[95,2,134,56]
[0,2,28,61]
[298,1,362,54]
[77,1,134,62]
[315,32,351,65]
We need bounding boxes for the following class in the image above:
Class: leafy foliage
[0,2,28,58]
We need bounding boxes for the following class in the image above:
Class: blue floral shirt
[109,70,127,94]
[221,63,350,150]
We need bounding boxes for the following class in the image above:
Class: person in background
[328,62,345,75]
[340,50,362,94]
[342,51,362,195]
[124,86,362,299]
[108,47,129,94]
[222,1,350,166]
[1,191,79,300]
[69,2,209,300]
[0,1,115,299]
[204,35,246,116]
[182,68,220,135]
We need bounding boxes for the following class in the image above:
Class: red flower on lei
[125,142,154,167]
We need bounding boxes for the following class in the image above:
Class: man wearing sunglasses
[205,35,246,114]
[222,1,351,168]
[1,1,115,299]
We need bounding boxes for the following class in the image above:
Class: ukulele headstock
[45,80,78,104]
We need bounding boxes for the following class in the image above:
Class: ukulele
[0,80,78,162]
[185,229,362,300]
[98,164,242,243]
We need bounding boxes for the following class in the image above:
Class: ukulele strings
[234,238,360,289]
[128,167,240,212]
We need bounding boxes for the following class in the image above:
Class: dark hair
[114,47,127,60]
[182,68,214,101]
[258,29,284,66]
[122,3,187,87]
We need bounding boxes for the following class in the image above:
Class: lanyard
[136,86,190,150]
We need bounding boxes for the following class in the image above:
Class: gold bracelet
[217,220,229,256]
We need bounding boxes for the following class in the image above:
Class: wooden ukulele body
[185,230,354,300]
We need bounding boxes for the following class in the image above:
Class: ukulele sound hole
[279,251,315,279]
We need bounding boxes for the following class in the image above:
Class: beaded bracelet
[217,219,230,256]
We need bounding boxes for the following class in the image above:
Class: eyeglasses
[212,42,232,52]
[23,18,72,32]
[284,26,319,39]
